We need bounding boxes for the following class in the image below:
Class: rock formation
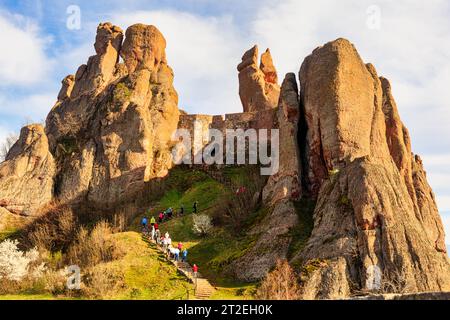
[294,38,450,298]
[0,125,55,216]
[45,22,180,207]
[228,73,302,281]
[237,46,280,112]
[0,21,447,299]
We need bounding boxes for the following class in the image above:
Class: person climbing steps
[150,216,156,227]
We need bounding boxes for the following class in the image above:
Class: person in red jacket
[177,242,183,250]
[192,264,198,277]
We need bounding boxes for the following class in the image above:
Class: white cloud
[110,10,244,115]
[0,11,53,86]
[0,92,55,123]
[251,0,450,152]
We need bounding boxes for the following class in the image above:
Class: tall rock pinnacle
[295,38,450,299]
[44,22,180,206]
[237,45,280,112]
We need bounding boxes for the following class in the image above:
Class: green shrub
[113,82,131,104]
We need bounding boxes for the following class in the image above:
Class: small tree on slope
[256,259,301,300]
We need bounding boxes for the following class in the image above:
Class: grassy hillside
[0,165,313,300]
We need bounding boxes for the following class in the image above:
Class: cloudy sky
[0,0,449,250]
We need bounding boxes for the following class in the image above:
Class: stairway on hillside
[143,235,216,300]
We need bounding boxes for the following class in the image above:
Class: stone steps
[143,234,215,300]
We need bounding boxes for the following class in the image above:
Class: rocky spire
[44,22,179,206]
[237,45,280,112]
[71,22,124,98]
[295,38,450,299]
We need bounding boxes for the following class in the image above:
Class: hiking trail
[143,235,215,300]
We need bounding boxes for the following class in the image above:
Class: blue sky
[0,0,450,249]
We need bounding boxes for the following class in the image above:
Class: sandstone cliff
[294,39,450,298]
[46,23,180,207]
[0,125,55,216]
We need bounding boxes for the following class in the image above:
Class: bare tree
[0,133,18,162]
[256,259,301,300]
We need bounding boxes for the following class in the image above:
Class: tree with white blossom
[0,239,44,281]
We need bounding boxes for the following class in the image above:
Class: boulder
[0,125,55,216]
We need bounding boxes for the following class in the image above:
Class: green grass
[158,179,226,213]
[101,232,193,300]
[0,229,19,242]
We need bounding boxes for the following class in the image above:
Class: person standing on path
[180,205,184,216]
[150,216,156,227]
[193,264,198,278]
[193,201,198,214]
[192,264,199,288]
[151,225,155,241]
[155,229,161,243]
[182,249,188,263]
[141,216,148,229]
[174,247,180,262]
[177,242,183,251]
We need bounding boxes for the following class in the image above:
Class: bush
[0,239,47,295]
[0,239,44,282]
[192,214,213,236]
[82,267,125,299]
[65,221,124,268]
[113,82,131,104]
[256,259,301,300]
[22,203,77,252]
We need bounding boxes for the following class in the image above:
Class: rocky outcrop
[294,38,450,299]
[45,22,179,206]
[228,73,301,281]
[0,125,55,216]
[237,46,280,112]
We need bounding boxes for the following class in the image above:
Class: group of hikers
[147,201,199,225]
[140,201,200,278]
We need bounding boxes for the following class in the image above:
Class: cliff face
[294,39,449,298]
[45,23,180,207]
[0,125,55,216]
